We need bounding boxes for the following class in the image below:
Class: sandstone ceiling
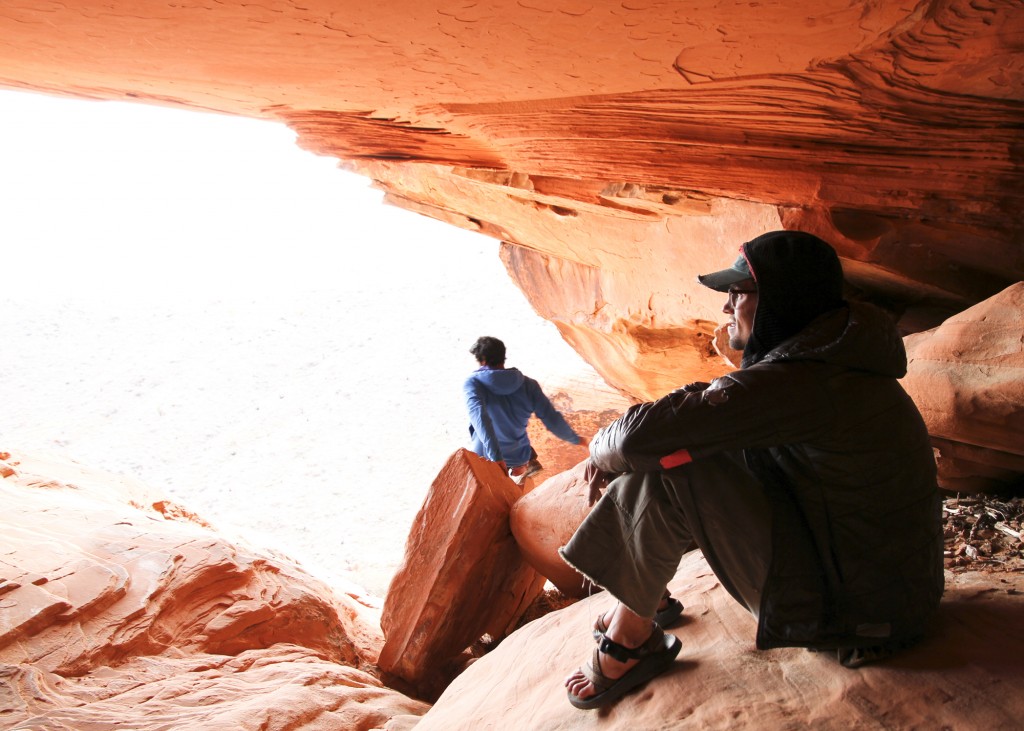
[2,0,1021,403]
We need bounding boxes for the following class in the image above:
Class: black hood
[740,231,845,368]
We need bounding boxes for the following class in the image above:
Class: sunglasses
[727,286,757,307]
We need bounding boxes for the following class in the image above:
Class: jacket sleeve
[463,377,503,462]
[590,364,838,474]
[525,378,580,444]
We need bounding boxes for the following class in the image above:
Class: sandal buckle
[597,634,631,663]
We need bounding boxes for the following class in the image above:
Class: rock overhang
[1,0,1021,481]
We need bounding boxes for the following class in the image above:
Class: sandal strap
[581,647,617,693]
[597,623,663,663]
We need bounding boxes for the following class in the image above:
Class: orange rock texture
[379,449,545,698]
[5,451,1023,729]
[0,0,1021,485]
[0,452,429,730]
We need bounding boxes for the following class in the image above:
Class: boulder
[378,449,545,694]
[903,283,1024,492]
[413,550,1024,730]
[510,461,595,596]
[0,452,429,729]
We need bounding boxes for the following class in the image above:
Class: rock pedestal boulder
[378,449,545,696]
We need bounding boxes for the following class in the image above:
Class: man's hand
[583,458,615,506]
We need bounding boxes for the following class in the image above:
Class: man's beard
[728,325,747,351]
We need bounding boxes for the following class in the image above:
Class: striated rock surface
[903,283,1024,492]
[5,646,426,731]
[379,449,545,697]
[0,452,429,730]
[413,550,1024,731]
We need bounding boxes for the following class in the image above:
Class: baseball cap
[697,252,753,292]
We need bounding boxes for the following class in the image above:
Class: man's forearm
[588,422,634,474]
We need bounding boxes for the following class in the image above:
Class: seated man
[464,335,588,484]
[561,230,944,710]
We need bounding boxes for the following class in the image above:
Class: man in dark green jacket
[562,230,944,710]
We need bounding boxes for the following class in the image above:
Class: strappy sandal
[592,591,684,641]
[568,623,682,709]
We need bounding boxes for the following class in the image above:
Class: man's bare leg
[594,590,683,635]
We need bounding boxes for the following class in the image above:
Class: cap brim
[697,267,750,293]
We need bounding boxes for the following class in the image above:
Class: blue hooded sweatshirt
[464,366,581,467]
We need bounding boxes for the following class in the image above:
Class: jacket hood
[760,301,908,377]
[741,231,846,368]
[469,366,526,395]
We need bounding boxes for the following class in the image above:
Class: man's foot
[509,457,543,485]
[565,622,681,709]
[654,592,684,628]
[837,636,921,668]
[509,464,529,485]
[524,457,543,478]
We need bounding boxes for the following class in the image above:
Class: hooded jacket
[464,366,581,467]
[590,237,944,650]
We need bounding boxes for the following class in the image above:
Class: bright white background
[0,89,593,595]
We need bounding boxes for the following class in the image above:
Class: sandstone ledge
[3,451,1024,729]
[414,550,1024,730]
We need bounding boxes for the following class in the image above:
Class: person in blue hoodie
[464,336,588,484]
